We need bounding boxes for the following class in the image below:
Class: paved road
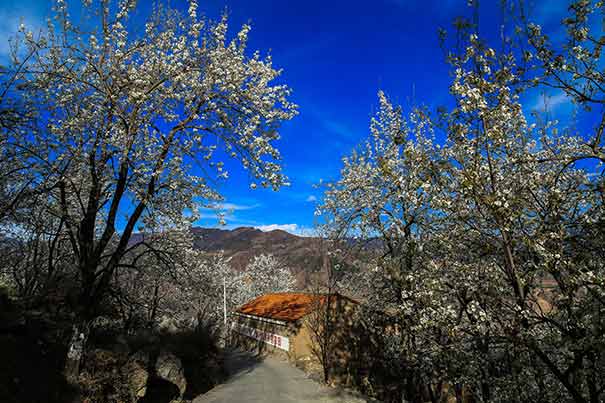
[192,350,370,403]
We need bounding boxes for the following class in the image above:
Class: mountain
[191,227,326,286]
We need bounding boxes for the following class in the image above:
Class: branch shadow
[220,348,264,384]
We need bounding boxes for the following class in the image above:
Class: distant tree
[110,230,204,331]
[306,237,341,385]
[0,53,40,224]
[2,0,296,381]
[118,244,236,331]
[235,253,296,303]
[0,198,72,301]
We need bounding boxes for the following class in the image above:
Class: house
[230,292,366,382]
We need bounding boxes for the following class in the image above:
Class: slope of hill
[191,227,325,286]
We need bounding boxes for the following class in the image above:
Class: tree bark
[64,321,91,384]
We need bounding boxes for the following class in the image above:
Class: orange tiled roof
[235,292,350,322]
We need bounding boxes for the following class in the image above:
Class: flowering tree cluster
[0,0,296,381]
[234,253,296,304]
[318,3,604,402]
[108,230,226,331]
[112,240,296,333]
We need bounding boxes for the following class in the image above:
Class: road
[192,349,371,403]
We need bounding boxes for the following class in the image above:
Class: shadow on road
[221,348,264,384]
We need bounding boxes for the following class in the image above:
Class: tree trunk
[454,383,464,403]
[64,321,91,384]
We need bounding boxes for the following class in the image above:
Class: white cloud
[322,118,354,139]
[197,211,235,221]
[207,202,260,211]
[255,224,314,237]
[307,104,358,143]
[256,223,299,232]
[195,201,262,228]
[531,92,572,112]
[305,195,317,202]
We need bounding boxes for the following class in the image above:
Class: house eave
[231,311,290,326]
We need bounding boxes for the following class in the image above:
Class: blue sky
[0,0,584,235]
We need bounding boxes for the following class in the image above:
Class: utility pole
[223,275,227,326]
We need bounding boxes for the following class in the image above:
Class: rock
[155,350,186,396]
[158,316,179,334]
[125,351,150,401]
